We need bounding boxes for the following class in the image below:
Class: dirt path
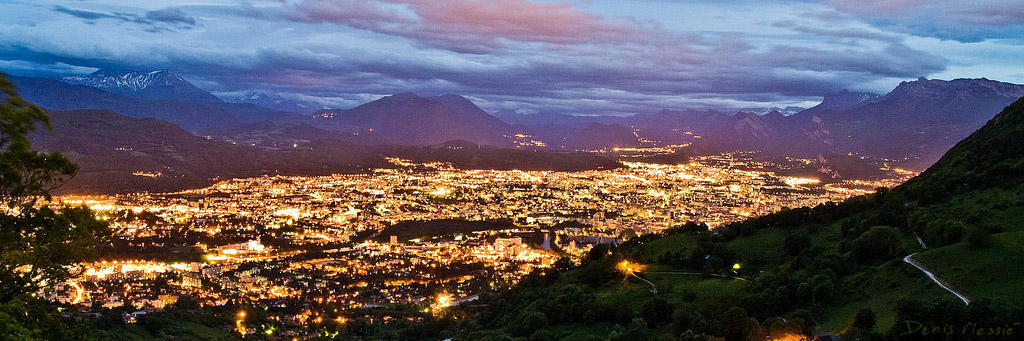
[903,253,970,305]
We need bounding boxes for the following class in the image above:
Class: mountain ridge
[63,69,222,103]
[313,92,515,146]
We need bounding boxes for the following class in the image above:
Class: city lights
[44,153,913,330]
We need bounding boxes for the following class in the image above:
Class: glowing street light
[618,260,637,275]
[235,311,247,336]
[618,260,656,296]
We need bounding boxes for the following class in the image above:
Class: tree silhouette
[0,73,107,304]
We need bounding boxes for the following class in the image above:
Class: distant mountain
[198,121,349,147]
[901,97,1024,201]
[29,109,277,193]
[725,111,774,141]
[755,106,805,116]
[493,109,622,126]
[797,89,881,117]
[27,108,618,194]
[791,78,1024,168]
[9,75,309,131]
[574,123,642,149]
[63,69,222,103]
[313,93,515,146]
[762,109,787,124]
[679,78,1024,169]
[230,92,324,114]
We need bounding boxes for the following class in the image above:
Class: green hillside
[458,98,1024,341]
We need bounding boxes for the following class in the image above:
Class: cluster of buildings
[50,153,915,329]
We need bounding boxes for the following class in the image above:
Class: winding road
[903,234,971,305]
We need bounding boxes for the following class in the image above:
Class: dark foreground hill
[457,98,1024,340]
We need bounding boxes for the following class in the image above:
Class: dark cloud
[52,6,148,24]
[52,5,195,30]
[145,8,196,26]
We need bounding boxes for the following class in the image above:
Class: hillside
[313,93,515,146]
[29,109,380,193]
[457,98,1024,340]
[29,110,620,194]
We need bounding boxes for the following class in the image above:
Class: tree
[850,226,902,265]
[852,308,877,331]
[0,73,107,304]
[722,307,761,341]
[641,298,673,326]
[964,227,989,248]
[781,233,811,256]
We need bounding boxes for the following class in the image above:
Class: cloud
[276,0,647,53]
[145,8,197,26]
[53,6,147,24]
[828,0,932,14]
[52,5,196,31]
[772,20,902,42]
[827,0,1024,43]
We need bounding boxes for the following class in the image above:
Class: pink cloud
[827,0,937,14]
[286,0,416,28]
[828,0,934,14]
[284,0,643,52]
[394,0,638,44]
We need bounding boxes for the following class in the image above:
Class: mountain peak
[231,92,323,114]
[240,92,284,102]
[62,69,221,102]
[387,92,421,100]
[816,90,882,111]
[887,77,1024,102]
[313,93,512,146]
[65,69,179,92]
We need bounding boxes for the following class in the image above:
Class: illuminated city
[45,153,914,335]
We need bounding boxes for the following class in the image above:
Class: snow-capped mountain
[63,69,222,102]
[756,106,805,116]
[232,92,325,114]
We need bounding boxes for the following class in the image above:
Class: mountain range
[778,78,1024,168]
[607,78,1024,169]
[229,92,326,114]
[8,69,1024,178]
[28,108,618,194]
[8,74,309,131]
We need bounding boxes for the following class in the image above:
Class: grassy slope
[913,238,1024,301]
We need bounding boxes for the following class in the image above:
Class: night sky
[1,0,1022,114]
